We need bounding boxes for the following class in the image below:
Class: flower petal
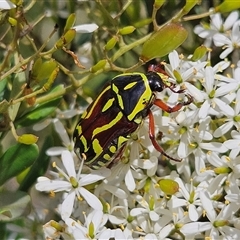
[61,190,76,220]
[224,11,239,30]
[46,147,67,156]
[125,169,136,192]
[0,0,16,9]
[213,121,233,138]
[62,150,76,177]
[35,178,71,192]
[79,187,103,210]
[130,208,148,216]
[188,204,199,221]
[80,168,111,186]
[74,23,98,33]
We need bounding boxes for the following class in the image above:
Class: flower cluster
[35,11,240,239]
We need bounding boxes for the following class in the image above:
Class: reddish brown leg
[153,94,193,113]
[148,110,181,162]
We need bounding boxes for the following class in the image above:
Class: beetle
[73,65,193,169]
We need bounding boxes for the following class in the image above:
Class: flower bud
[31,58,42,81]
[213,220,229,227]
[91,59,107,73]
[134,18,152,28]
[191,45,207,61]
[8,17,17,26]
[64,13,76,34]
[37,60,58,82]
[118,26,136,35]
[214,167,231,174]
[43,67,59,91]
[158,179,179,195]
[55,29,76,48]
[104,36,118,51]
[18,134,39,145]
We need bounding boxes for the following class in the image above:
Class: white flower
[224,130,240,159]
[49,119,74,155]
[46,119,74,156]
[165,50,207,102]
[194,11,239,47]
[0,0,16,9]
[213,20,240,59]
[198,66,234,119]
[42,220,70,239]
[134,213,172,239]
[214,89,240,138]
[207,152,240,180]
[200,191,240,238]
[66,210,132,239]
[130,195,162,222]
[165,110,198,159]
[181,191,240,238]
[65,210,108,239]
[168,177,201,221]
[35,150,111,220]
[225,180,240,204]
[184,116,227,176]
[73,23,98,33]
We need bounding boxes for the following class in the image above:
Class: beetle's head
[147,72,168,93]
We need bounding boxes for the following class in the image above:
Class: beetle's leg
[148,110,182,162]
[153,94,193,113]
[183,94,194,105]
[169,87,185,94]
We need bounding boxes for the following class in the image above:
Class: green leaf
[0,78,7,96]
[19,136,53,191]
[8,72,25,121]
[15,85,62,128]
[0,191,31,221]
[0,100,9,113]
[15,98,60,128]
[140,23,188,62]
[8,102,21,122]
[215,0,240,13]
[0,143,39,186]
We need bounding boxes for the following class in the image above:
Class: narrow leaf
[15,98,60,127]
[19,136,53,191]
[0,143,39,185]
[0,191,30,221]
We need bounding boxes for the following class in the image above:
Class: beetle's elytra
[73,65,193,169]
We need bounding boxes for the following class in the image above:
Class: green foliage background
[0,0,236,238]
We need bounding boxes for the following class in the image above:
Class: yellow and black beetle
[73,65,193,169]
